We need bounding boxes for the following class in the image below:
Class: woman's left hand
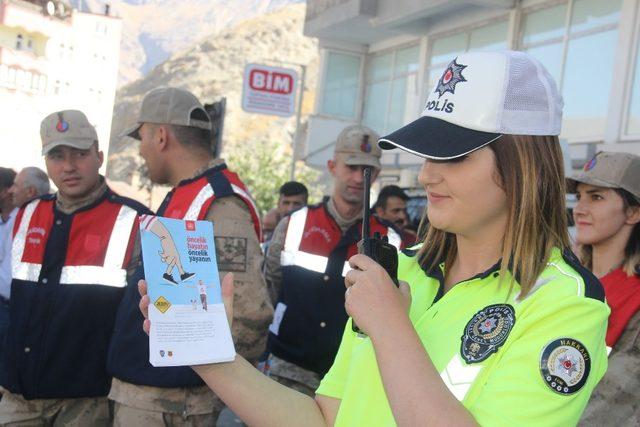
[344,254,411,337]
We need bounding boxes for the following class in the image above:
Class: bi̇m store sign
[242,63,298,117]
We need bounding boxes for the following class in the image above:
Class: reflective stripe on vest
[281,207,307,265]
[184,184,214,220]
[281,207,401,277]
[12,200,41,281]
[387,227,401,249]
[280,207,340,273]
[178,178,262,241]
[60,205,137,286]
[12,203,137,287]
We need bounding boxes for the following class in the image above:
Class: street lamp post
[290,63,306,180]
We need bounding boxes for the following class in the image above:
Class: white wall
[0,5,121,175]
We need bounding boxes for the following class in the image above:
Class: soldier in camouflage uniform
[567,152,640,426]
[262,125,408,396]
[580,311,640,425]
[107,87,273,425]
[0,111,151,426]
[0,394,110,426]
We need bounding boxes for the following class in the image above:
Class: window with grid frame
[519,0,622,142]
[361,44,420,136]
[426,19,509,98]
[320,51,362,119]
[623,9,640,138]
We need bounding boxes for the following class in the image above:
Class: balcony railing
[0,45,47,74]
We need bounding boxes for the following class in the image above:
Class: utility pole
[290,64,306,180]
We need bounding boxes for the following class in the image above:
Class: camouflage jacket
[109,160,273,414]
[580,309,640,425]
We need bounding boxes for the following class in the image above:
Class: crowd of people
[0,49,638,426]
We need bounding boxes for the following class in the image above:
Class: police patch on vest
[540,338,590,395]
[461,304,515,364]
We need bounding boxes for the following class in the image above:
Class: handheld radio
[351,166,399,335]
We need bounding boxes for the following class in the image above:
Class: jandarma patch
[460,304,515,364]
[435,58,467,98]
[584,156,597,171]
[56,112,69,132]
[360,141,372,153]
[540,338,590,395]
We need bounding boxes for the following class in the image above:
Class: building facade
[0,0,121,172]
[303,0,640,187]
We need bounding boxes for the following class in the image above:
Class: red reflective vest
[12,196,139,287]
[158,164,261,241]
[280,205,402,276]
[3,190,150,399]
[268,202,403,375]
[106,163,262,389]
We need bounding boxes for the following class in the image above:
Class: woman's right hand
[138,272,236,335]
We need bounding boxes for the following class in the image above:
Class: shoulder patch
[561,249,605,302]
[461,304,516,364]
[540,338,590,395]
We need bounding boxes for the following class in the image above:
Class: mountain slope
[106,3,319,186]
[71,0,302,85]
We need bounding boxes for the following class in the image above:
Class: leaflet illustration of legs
[140,215,196,285]
[198,280,208,311]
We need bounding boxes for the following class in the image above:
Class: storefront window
[561,30,618,139]
[362,45,420,135]
[427,20,509,93]
[320,51,361,118]
[521,0,622,141]
[430,33,466,66]
[627,33,640,135]
[570,0,620,33]
[522,4,566,45]
[469,20,509,51]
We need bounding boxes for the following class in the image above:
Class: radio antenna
[362,166,371,239]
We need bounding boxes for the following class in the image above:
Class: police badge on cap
[461,304,516,364]
[434,58,467,98]
[540,338,590,395]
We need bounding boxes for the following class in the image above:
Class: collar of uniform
[325,197,362,232]
[174,158,226,188]
[409,242,508,281]
[421,254,504,284]
[452,259,502,281]
[55,176,108,214]
[423,259,502,304]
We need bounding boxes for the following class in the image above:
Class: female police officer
[139,51,609,426]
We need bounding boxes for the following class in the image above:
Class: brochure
[139,215,236,367]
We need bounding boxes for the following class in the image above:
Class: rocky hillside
[106,3,319,189]
[71,0,302,86]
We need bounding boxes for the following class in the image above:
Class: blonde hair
[417,135,570,298]
[577,189,640,277]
